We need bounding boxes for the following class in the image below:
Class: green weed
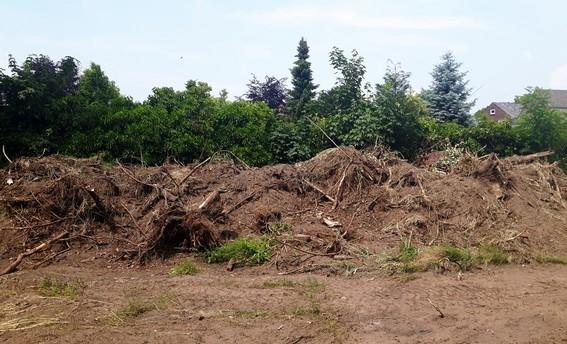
[207,238,270,264]
[169,260,199,276]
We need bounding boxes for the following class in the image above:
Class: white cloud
[551,64,567,88]
[242,5,483,30]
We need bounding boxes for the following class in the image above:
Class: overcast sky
[2,0,567,109]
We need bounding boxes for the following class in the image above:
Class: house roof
[548,89,567,109]
[493,102,523,118]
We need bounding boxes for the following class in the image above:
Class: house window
[489,109,496,115]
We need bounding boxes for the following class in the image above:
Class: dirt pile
[1,149,566,274]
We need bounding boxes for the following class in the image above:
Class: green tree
[315,47,367,115]
[515,88,567,160]
[423,52,474,126]
[287,38,318,119]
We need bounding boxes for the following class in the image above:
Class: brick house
[484,89,567,121]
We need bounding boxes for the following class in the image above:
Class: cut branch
[0,231,68,276]
[302,179,336,203]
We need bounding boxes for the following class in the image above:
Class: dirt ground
[2,149,567,343]
[2,260,567,344]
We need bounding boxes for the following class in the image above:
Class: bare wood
[199,189,221,210]
[116,161,157,189]
[179,157,212,186]
[506,151,554,164]
[2,145,13,164]
[0,231,68,276]
[333,162,351,210]
[302,179,336,203]
[427,297,445,318]
[221,191,257,216]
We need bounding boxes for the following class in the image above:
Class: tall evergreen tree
[287,38,317,118]
[423,52,474,126]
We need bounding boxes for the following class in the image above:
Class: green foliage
[2,52,566,171]
[169,260,199,276]
[315,47,367,115]
[516,88,567,165]
[209,100,275,166]
[207,238,271,264]
[423,52,474,126]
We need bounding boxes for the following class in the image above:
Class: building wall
[485,103,510,121]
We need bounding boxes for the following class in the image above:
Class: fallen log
[506,151,554,164]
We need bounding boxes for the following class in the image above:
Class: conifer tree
[287,38,318,118]
[423,52,474,126]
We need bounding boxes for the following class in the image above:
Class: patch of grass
[38,277,85,299]
[261,278,300,289]
[398,239,418,263]
[169,260,199,276]
[476,245,509,265]
[109,294,175,325]
[207,237,270,264]
[439,245,472,264]
[266,221,292,235]
[535,255,567,265]
[293,303,321,316]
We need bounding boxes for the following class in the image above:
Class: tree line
[1,38,566,167]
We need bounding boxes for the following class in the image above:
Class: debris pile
[1,149,566,274]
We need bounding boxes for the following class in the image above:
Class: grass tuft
[169,260,199,276]
[476,245,509,265]
[535,255,567,265]
[266,221,292,235]
[207,238,270,264]
[109,294,175,325]
[38,277,84,299]
[261,278,300,289]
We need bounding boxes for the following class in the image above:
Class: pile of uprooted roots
[1,148,566,275]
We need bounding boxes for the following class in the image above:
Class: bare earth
[2,262,567,344]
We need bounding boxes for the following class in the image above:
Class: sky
[2,0,567,110]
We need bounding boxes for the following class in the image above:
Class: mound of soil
[1,149,566,274]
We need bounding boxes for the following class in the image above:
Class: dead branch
[179,156,212,186]
[306,117,352,160]
[84,187,114,225]
[117,161,157,189]
[333,162,351,210]
[302,179,336,203]
[506,151,554,164]
[0,231,68,276]
[427,297,445,318]
[221,191,258,216]
[32,247,71,269]
[2,145,13,164]
[199,189,223,210]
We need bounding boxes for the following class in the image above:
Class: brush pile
[1,148,566,274]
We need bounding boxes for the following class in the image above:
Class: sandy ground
[1,262,567,344]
